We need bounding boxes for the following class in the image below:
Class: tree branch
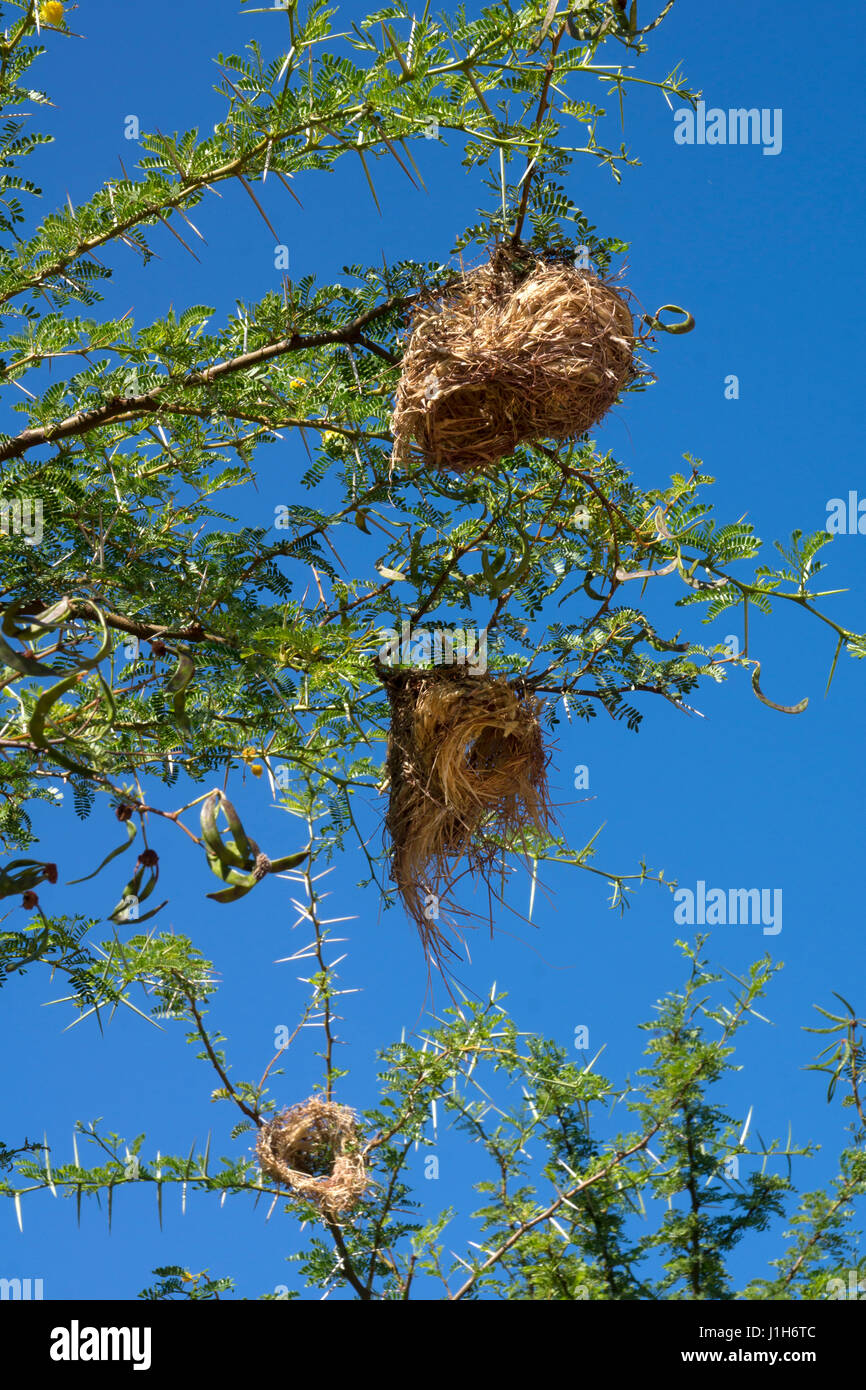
[0,296,408,463]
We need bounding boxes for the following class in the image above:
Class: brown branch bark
[0,296,407,463]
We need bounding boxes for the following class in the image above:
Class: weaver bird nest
[378,661,551,963]
[391,245,635,473]
[256,1098,367,1219]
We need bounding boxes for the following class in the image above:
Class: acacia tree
[1,0,864,1300]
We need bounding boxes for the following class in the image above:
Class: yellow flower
[39,1,64,24]
[321,430,349,454]
[239,747,264,777]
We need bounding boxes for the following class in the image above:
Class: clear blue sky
[3,0,865,1299]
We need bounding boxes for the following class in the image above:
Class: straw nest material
[391,245,635,473]
[256,1098,367,1219]
[377,660,551,960]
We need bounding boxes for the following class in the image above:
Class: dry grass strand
[380,663,551,962]
[391,248,635,473]
[256,1097,367,1219]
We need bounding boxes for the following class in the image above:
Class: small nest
[256,1098,367,1219]
[391,245,635,473]
[378,661,551,961]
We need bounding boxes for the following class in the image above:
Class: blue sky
[2,0,865,1299]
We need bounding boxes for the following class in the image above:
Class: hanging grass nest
[391,244,636,473]
[256,1098,367,1219]
[377,660,551,962]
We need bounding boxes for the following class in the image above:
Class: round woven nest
[377,661,551,963]
[391,245,635,473]
[256,1098,367,1219]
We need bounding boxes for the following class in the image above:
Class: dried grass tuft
[391,245,635,473]
[378,661,551,962]
[256,1097,367,1219]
